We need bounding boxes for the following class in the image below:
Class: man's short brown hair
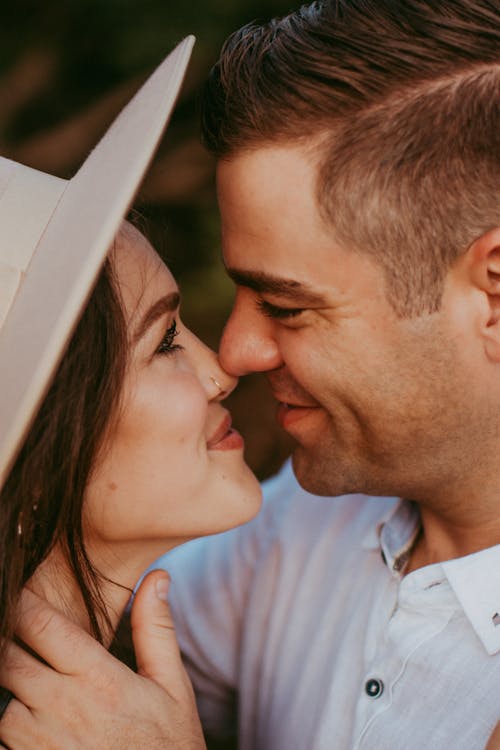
[201,0,500,316]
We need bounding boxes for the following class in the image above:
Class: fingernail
[155,577,170,602]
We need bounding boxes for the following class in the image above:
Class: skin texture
[30,221,262,640]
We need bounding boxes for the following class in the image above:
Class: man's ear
[467,227,500,361]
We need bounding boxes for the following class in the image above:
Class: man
[2,0,500,747]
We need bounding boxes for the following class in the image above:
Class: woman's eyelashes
[156,319,183,356]
[256,298,304,320]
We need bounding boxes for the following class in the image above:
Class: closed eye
[256,299,304,320]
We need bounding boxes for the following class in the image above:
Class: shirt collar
[361,497,420,576]
[443,545,500,655]
[362,497,500,655]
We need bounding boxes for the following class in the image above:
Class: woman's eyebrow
[133,291,180,343]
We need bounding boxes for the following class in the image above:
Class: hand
[0,570,206,750]
[486,723,500,750]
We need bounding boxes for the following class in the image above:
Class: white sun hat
[0,36,195,489]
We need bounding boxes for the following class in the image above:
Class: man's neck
[406,504,500,574]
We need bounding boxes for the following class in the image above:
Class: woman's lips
[207,413,244,451]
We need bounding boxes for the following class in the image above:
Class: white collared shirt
[159,461,500,749]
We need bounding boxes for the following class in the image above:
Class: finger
[131,570,186,689]
[0,641,55,706]
[0,697,34,750]
[15,588,105,675]
[0,688,13,721]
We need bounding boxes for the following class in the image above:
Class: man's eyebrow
[225,267,325,305]
[133,291,180,343]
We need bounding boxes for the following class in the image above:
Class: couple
[2,1,500,748]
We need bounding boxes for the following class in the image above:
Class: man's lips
[270,389,320,410]
[274,398,322,430]
[207,412,244,450]
[271,388,321,430]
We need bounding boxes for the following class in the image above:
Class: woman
[1,219,261,646]
[0,36,261,745]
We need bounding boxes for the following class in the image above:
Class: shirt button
[365,678,384,698]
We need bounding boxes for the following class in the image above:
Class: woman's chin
[89,470,263,577]
[213,470,263,532]
[174,470,263,540]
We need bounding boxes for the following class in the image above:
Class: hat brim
[0,36,195,487]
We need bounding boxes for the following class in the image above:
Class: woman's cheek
[129,369,208,445]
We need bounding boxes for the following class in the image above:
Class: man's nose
[219,289,283,376]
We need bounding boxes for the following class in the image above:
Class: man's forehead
[217,145,364,305]
[217,143,319,202]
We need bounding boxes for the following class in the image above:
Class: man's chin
[291,448,346,497]
[291,445,405,499]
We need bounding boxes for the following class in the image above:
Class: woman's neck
[29,536,185,646]
[29,544,158,647]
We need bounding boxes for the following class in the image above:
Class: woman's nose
[185,328,238,401]
[206,351,238,401]
[208,371,237,401]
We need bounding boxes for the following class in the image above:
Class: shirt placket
[352,573,454,749]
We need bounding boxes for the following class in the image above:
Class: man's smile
[268,377,323,430]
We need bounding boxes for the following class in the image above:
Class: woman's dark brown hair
[0,257,128,651]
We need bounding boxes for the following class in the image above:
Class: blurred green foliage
[1,0,294,138]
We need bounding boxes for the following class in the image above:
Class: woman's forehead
[111,221,177,319]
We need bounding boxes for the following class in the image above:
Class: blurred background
[0,0,297,480]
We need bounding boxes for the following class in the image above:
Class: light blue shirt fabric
[157,460,500,749]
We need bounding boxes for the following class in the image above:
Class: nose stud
[210,376,226,397]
